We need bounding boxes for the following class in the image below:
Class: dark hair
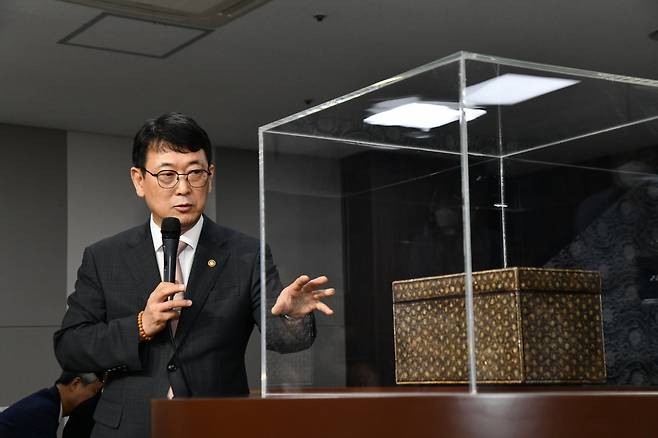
[132,112,213,169]
[56,371,102,386]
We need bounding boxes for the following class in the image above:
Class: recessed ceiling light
[649,30,658,41]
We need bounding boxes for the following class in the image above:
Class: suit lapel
[174,219,231,345]
[125,222,161,306]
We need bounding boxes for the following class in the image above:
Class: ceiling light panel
[136,0,223,14]
[60,13,209,58]
[58,0,272,29]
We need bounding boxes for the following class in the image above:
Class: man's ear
[208,164,216,193]
[130,167,146,198]
[70,376,83,389]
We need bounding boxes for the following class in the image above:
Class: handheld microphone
[161,217,181,284]
[160,216,191,397]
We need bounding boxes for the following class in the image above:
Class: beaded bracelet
[138,311,153,342]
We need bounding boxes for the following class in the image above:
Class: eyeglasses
[143,168,211,189]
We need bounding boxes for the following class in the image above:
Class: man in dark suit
[0,371,102,438]
[53,112,334,438]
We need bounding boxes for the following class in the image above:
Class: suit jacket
[54,217,315,438]
[62,392,100,438]
[0,386,60,438]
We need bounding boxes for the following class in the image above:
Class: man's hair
[55,371,102,386]
[132,112,213,169]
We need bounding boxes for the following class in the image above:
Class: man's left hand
[271,275,335,319]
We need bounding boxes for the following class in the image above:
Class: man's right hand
[141,282,192,337]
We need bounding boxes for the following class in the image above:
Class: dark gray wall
[214,147,260,236]
[0,123,67,405]
[215,147,346,390]
[66,131,149,294]
[214,147,262,389]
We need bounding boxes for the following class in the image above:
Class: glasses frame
[142,167,212,189]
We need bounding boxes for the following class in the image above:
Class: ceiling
[1,0,657,149]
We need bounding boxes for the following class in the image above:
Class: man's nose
[175,175,192,194]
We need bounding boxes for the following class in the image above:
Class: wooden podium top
[151,388,658,438]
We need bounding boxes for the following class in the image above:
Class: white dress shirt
[56,403,66,438]
[149,214,204,285]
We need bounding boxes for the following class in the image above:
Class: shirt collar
[150,215,204,252]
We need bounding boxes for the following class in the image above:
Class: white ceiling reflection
[363,73,580,131]
[464,73,579,105]
[364,102,486,131]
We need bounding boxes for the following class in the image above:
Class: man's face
[131,145,214,232]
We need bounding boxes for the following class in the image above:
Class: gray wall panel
[215,147,259,236]
[66,131,148,294]
[215,147,261,389]
[0,326,62,405]
[0,123,66,326]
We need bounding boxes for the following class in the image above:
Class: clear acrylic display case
[258,52,658,396]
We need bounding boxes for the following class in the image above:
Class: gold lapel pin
[208,259,217,268]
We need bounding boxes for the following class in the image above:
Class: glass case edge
[463,52,658,87]
[259,52,464,133]
[258,128,267,398]
[459,56,478,394]
[265,129,500,158]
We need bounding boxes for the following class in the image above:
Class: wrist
[138,311,153,342]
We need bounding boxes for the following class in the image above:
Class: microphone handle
[163,237,179,284]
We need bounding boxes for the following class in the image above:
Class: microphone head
[161,217,181,239]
